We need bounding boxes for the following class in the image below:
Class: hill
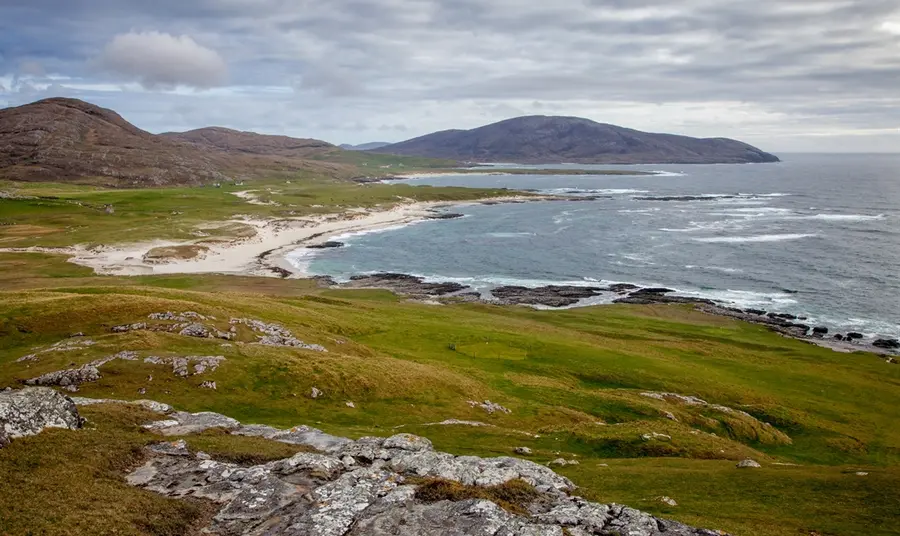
[373,115,780,164]
[161,127,335,157]
[0,98,355,187]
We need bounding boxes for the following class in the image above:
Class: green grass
[0,178,508,247]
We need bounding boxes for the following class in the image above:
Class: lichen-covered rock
[467,399,512,414]
[179,323,211,338]
[144,411,241,435]
[144,355,225,377]
[0,387,83,445]
[736,459,761,468]
[70,396,173,414]
[25,365,101,389]
[129,402,731,536]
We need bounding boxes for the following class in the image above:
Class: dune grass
[0,252,898,535]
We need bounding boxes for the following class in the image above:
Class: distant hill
[372,116,779,164]
[0,98,354,186]
[161,127,334,158]
[339,142,391,151]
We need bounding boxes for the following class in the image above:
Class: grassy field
[0,176,898,536]
[0,252,898,536]
[0,179,509,247]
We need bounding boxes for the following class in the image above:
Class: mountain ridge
[373,115,779,164]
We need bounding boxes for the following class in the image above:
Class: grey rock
[70,397,173,414]
[126,400,732,536]
[200,381,217,390]
[179,323,211,338]
[112,322,148,333]
[309,387,323,399]
[144,411,241,436]
[736,459,762,468]
[467,399,512,414]
[25,365,101,389]
[514,446,533,455]
[149,439,192,456]
[0,387,83,444]
[641,432,672,441]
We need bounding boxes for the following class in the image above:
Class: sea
[287,153,900,339]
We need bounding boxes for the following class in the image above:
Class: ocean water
[289,154,900,339]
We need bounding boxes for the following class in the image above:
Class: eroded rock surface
[0,387,83,445]
[130,407,729,536]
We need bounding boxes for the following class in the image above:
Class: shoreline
[0,195,550,279]
[2,193,895,358]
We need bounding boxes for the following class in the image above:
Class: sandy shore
[0,196,542,278]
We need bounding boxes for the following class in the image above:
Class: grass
[0,178,508,247]
[413,478,540,515]
[0,178,899,535]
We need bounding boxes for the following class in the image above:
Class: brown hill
[161,127,334,158]
[0,98,352,187]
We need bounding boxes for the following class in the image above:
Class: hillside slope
[161,127,335,157]
[0,99,355,186]
[373,115,780,164]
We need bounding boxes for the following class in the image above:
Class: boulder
[736,459,761,469]
[847,332,864,340]
[178,323,211,338]
[25,365,101,390]
[514,447,533,455]
[0,387,84,445]
[812,326,829,335]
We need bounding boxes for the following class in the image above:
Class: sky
[1,0,899,152]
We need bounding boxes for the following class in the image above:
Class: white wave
[649,171,687,177]
[693,233,817,243]
[684,265,744,274]
[487,232,536,238]
[541,188,649,195]
[677,288,799,308]
[793,213,885,222]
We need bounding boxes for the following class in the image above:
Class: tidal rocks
[812,326,829,335]
[345,273,468,297]
[846,332,864,340]
[0,387,84,446]
[736,459,761,469]
[873,338,900,350]
[490,285,604,307]
[25,364,101,391]
[614,288,714,306]
[426,213,465,220]
[307,241,345,249]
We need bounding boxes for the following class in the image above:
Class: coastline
[0,195,549,279]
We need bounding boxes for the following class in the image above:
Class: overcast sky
[1,0,899,151]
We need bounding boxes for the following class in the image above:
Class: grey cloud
[96,31,227,89]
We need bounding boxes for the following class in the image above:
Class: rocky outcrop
[0,387,83,446]
[144,355,225,377]
[129,407,728,536]
[307,241,345,249]
[25,365,101,391]
[490,286,604,307]
[344,273,468,297]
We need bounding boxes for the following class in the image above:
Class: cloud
[97,31,227,89]
[0,0,899,150]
